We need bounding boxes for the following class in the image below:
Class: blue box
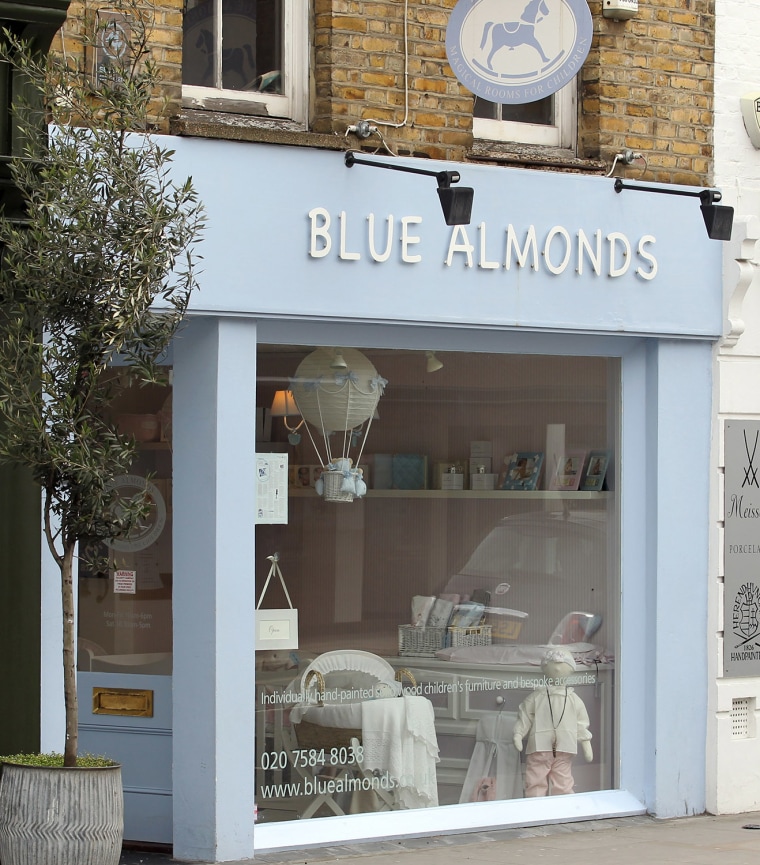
[392,454,428,490]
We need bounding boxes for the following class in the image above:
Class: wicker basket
[322,470,354,503]
[293,666,417,752]
[398,625,447,657]
[292,718,360,752]
[448,624,492,648]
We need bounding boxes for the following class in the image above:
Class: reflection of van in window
[442,511,609,646]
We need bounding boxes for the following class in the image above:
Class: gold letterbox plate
[92,687,154,717]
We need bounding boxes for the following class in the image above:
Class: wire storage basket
[398,625,447,657]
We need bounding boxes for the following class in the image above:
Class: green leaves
[0,752,119,768]
[0,3,204,557]
[0,3,202,763]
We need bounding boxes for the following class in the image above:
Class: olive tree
[0,9,204,766]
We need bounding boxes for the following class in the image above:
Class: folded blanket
[435,643,614,666]
[361,695,439,809]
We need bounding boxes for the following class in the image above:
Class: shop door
[77,384,174,844]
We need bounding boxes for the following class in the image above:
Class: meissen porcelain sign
[445,0,593,104]
[307,208,659,282]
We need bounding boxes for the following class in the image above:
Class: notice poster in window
[255,454,288,524]
[113,569,136,594]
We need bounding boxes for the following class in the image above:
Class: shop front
[65,140,720,862]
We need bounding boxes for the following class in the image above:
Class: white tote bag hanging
[255,553,299,650]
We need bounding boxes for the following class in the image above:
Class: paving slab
[119,811,760,865]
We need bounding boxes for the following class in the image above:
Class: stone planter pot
[0,761,123,865]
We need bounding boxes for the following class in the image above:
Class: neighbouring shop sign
[445,0,593,104]
[724,421,760,675]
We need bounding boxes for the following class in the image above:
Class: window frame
[181,0,309,124]
[473,80,577,149]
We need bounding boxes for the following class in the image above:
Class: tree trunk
[62,541,78,766]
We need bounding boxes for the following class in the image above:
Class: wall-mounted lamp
[613,178,734,241]
[270,389,304,444]
[330,350,348,370]
[345,151,474,226]
[602,0,638,20]
[426,351,443,373]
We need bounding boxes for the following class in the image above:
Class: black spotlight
[435,170,475,226]
[614,178,734,241]
[699,190,734,242]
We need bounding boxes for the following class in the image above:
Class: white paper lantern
[290,348,386,434]
[289,348,387,501]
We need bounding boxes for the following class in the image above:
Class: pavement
[119,810,760,865]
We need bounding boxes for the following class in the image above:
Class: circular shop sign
[446,0,593,105]
[105,474,167,553]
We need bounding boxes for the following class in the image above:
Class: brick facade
[582,0,715,185]
[54,0,183,124]
[56,0,715,185]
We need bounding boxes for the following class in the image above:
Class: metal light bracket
[614,178,734,241]
[344,151,474,226]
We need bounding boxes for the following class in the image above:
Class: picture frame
[502,452,544,491]
[580,449,611,491]
[548,450,587,491]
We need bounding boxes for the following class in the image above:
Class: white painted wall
[711,0,760,815]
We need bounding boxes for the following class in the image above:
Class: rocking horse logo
[445,0,593,105]
[480,0,552,70]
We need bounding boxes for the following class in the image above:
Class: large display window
[254,347,619,823]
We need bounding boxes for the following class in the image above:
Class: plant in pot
[0,5,204,864]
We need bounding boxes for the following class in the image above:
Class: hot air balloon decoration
[289,348,387,502]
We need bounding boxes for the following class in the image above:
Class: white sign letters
[308,207,658,281]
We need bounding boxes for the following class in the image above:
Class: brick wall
[55,0,715,184]
[315,0,714,183]
[582,0,715,186]
[313,0,472,160]
[53,0,183,132]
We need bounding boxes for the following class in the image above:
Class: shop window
[181,0,308,123]
[255,348,618,822]
[77,377,173,677]
[474,81,576,148]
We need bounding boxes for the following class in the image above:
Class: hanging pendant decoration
[289,348,387,502]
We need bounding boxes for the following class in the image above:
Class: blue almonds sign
[445,0,593,105]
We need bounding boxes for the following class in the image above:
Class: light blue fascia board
[167,138,723,340]
[257,319,643,359]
